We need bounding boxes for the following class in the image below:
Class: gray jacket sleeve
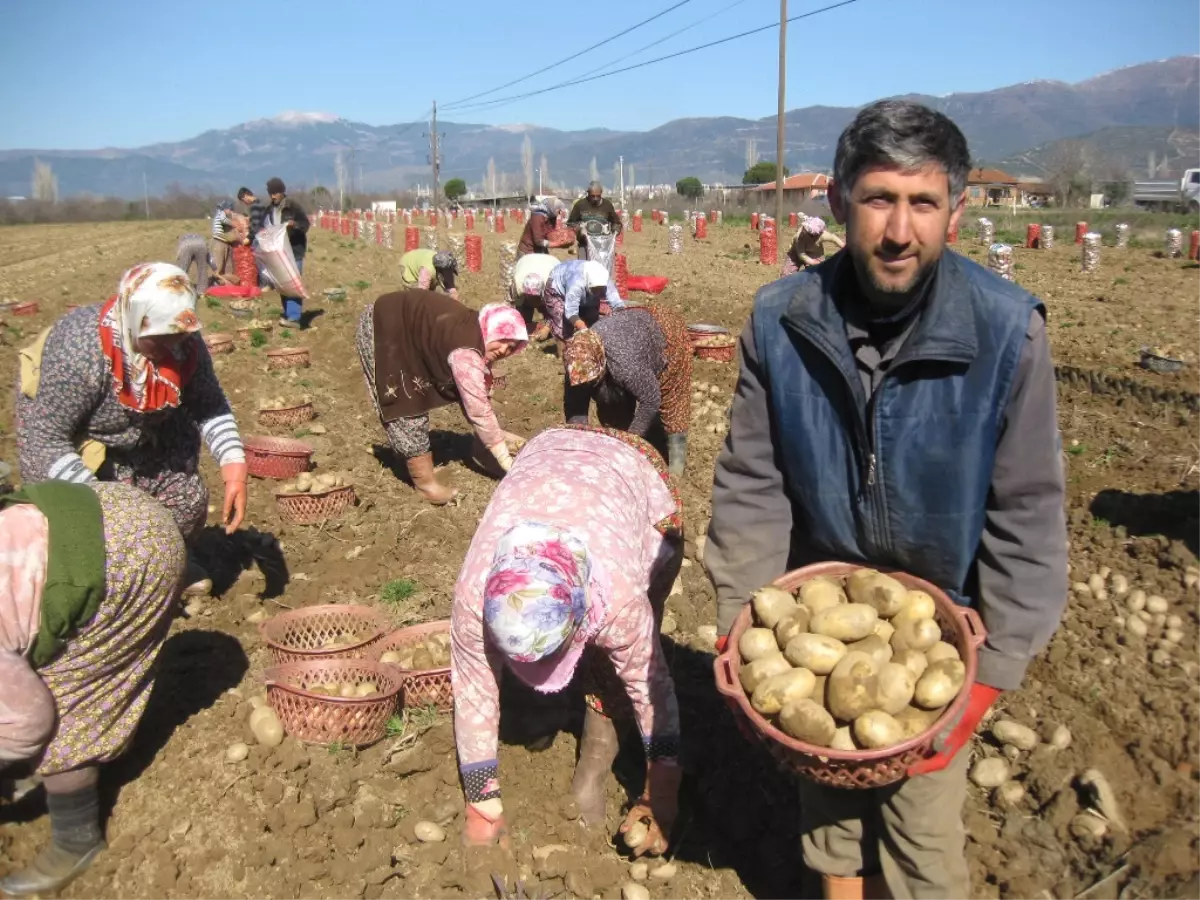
[706,318,795,636]
[974,311,1068,690]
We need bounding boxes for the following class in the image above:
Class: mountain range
[2,56,1197,200]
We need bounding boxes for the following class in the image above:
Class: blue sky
[0,0,1196,149]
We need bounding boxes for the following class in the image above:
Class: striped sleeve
[47,453,97,484]
[199,413,244,466]
[211,211,228,239]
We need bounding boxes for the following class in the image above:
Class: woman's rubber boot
[666,433,688,478]
[570,707,620,827]
[0,785,106,897]
[405,452,458,505]
[182,556,212,598]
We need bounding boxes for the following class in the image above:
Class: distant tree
[521,135,535,198]
[444,178,467,201]
[32,158,58,203]
[743,161,789,185]
[1045,141,1089,207]
[589,157,600,184]
[676,177,704,200]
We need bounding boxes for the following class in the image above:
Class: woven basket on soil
[205,333,235,354]
[12,302,39,316]
[266,347,311,369]
[243,435,313,479]
[694,337,736,363]
[714,562,985,789]
[258,403,315,428]
[260,603,389,665]
[275,484,356,526]
[228,304,255,319]
[370,621,453,711]
[264,659,400,747]
[687,323,730,346]
[237,323,274,340]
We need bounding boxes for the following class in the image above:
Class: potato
[853,710,905,749]
[875,662,916,714]
[847,570,907,618]
[355,681,379,698]
[896,590,936,622]
[891,616,941,653]
[798,578,847,614]
[751,668,816,716]
[379,650,403,664]
[751,586,797,629]
[411,648,436,670]
[810,604,878,642]
[893,648,929,679]
[778,698,837,747]
[739,627,780,663]
[773,607,811,650]
[895,704,944,739]
[914,659,966,709]
[295,472,314,493]
[250,708,284,747]
[338,682,359,698]
[738,653,792,694]
[783,633,847,674]
[924,641,960,665]
[873,620,895,643]
[826,651,879,722]
[313,474,336,491]
[846,634,893,667]
[830,726,858,751]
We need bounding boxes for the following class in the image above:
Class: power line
[442,0,696,110]
[443,0,859,115]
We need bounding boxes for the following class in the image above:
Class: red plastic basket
[205,333,235,355]
[260,603,389,665]
[264,658,401,747]
[275,484,357,526]
[694,337,736,362]
[266,347,311,369]
[370,621,453,711]
[12,302,39,316]
[257,403,315,428]
[713,562,986,789]
[243,436,314,480]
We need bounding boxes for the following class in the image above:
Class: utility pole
[619,155,625,210]
[775,0,787,261]
[430,101,441,207]
[142,172,150,219]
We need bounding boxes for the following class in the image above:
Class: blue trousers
[282,255,305,322]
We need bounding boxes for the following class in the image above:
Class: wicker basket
[713,562,986,789]
[243,435,314,479]
[228,303,255,319]
[323,287,348,301]
[694,337,736,363]
[237,323,274,340]
[267,347,311,369]
[258,403,315,428]
[205,333,235,354]
[370,621,453,711]
[275,484,357,525]
[687,323,730,346]
[11,302,39,316]
[260,603,389,665]
[264,659,401,747]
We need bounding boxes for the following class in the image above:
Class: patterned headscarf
[478,303,529,355]
[432,251,458,272]
[521,272,546,296]
[482,522,607,692]
[802,215,827,236]
[582,260,609,289]
[564,330,606,386]
[98,262,201,412]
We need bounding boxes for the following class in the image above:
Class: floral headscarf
[478,303,529,355]
[521,272,546,296]
[564,330,606,386]
[802,215,827,236]
[482,522,608,692]
[432,251,458,273]
[98,262,202,412]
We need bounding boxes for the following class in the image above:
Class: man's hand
[907,683,1001,777]
[221,461,249,534]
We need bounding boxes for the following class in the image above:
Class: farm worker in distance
[509,252,560,342]
[399,248,460,299]
[567,181,622,253]
[355,291,529,504]
[16,262,249,599]
[263,177,310,327]
[517,196,564,257]
[542,259,625,342]
[705,100,1068,899]
[781,214,846,275]
[208,200,245,287]
[0,481,186,896]
[174,232,210,289]
[562,305,693,477]
[451,425,684,857]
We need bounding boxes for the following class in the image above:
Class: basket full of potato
[714,562,985,788]
[275,471,356,525]
[258,394,316,428]
[371,621,453,711]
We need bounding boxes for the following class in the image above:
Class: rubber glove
[464,801,509,848]
[220,461,249,534]
[907,683,1001,777]
[488,442,513,472]
[618,761,682,858]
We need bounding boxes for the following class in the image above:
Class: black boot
[0,784,106,897]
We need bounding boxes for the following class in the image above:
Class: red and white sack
[253,225,308,298]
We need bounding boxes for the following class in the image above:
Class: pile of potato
[259,393,312,411]
[279,472,350,494]
[738,570,966,752]
[694,335,736,349]
[379,632,451,670]
[305,679,382,699]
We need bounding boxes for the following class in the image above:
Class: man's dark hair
[237,187,254,201]
[834,100,971,201]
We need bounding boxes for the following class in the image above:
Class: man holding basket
[705,101,1067,898]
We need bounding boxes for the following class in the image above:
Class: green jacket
[1,482,106,667]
